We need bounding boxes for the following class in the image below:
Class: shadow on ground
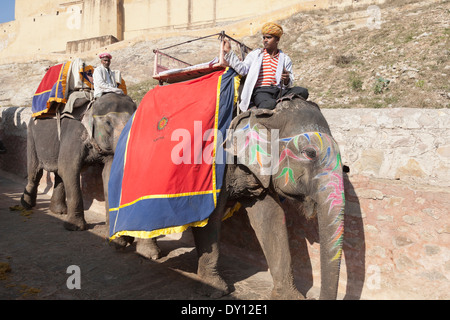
[0,173,272,300]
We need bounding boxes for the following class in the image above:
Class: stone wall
[326,108,450,188]
[0,106,449,299]
[66,35,120,54]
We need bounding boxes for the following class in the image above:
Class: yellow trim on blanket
[109,202,242,240]
[233,74,241,105]
[79,65,94,88]
[223,202,241,220]
[47,61,71,107]
[109,189,222,212]
[32,108,54,118]
[211,71,223,206]
[33,89,52,96]
[118,79,127,95]
[110,218,209,240]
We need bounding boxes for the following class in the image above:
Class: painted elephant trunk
[315,168,345,300]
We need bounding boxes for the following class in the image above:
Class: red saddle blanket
[108,68,240,239]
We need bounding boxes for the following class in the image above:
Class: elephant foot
[20,194,35,210]
[109,236,134,250]
[270,285,305,300]
[136,238,161,260]
[196,273,230,299]
[64,215,87,231]
[50,202,67,215]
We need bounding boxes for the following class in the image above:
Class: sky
[0,0,15,24]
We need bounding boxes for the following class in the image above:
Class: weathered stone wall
[1,106,449,299]
[326,108,450,187]
[66,35,120,54]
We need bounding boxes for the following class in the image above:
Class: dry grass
[279,0,450,108]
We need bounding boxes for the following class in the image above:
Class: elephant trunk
[102,157,114,227]
[316,170,345,300]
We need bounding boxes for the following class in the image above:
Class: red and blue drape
[108,68,240,239]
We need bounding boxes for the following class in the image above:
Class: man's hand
[223,38,231,54]
[281,68,290,86]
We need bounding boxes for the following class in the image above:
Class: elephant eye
[302,148,317,160]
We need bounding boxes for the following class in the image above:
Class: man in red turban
[93,52,125,98]
[223,22,308,111]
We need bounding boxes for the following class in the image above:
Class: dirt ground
[0,171,290,301]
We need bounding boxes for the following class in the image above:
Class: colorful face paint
[233,123,345,262]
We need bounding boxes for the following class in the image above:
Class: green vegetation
[348,71,363,92]
[127,79,159,105]
[373,78,390,95]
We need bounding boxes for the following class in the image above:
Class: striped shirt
[255,49,279,87]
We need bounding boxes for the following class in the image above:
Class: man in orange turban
[223,22,308,111]
[261,22,284,38]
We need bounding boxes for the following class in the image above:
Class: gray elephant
[21,93,136,231]
[130,97,345,300]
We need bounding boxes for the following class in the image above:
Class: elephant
[128,96,345,300]
[20,93,137,231]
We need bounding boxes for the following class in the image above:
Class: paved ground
[0,171,281,301]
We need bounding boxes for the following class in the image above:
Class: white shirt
[224,48,294,111]
[93,65,124,98]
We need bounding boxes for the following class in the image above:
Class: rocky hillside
[281,0,450,109]
[0,0,448,108]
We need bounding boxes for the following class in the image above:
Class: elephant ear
[226,109,277,189]
[80,101,95,138]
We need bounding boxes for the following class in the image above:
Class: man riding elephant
[223,22,309,111]
[21,57,136,231]
[93,53,127,98]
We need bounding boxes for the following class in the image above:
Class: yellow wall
[1,0,122,57]
[122,0,327,38]
[14,0,56,19]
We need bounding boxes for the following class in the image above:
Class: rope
[156,32,222,51]
[155,31,252,53]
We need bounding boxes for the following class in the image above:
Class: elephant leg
[49,173,67,215]
[60,168,87,231]
[21,168,43,209]
[21,132,42,209]
[136,238,161,260]
[102,158,113,232]
[245,192,304,300]
[192,190,230,298]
